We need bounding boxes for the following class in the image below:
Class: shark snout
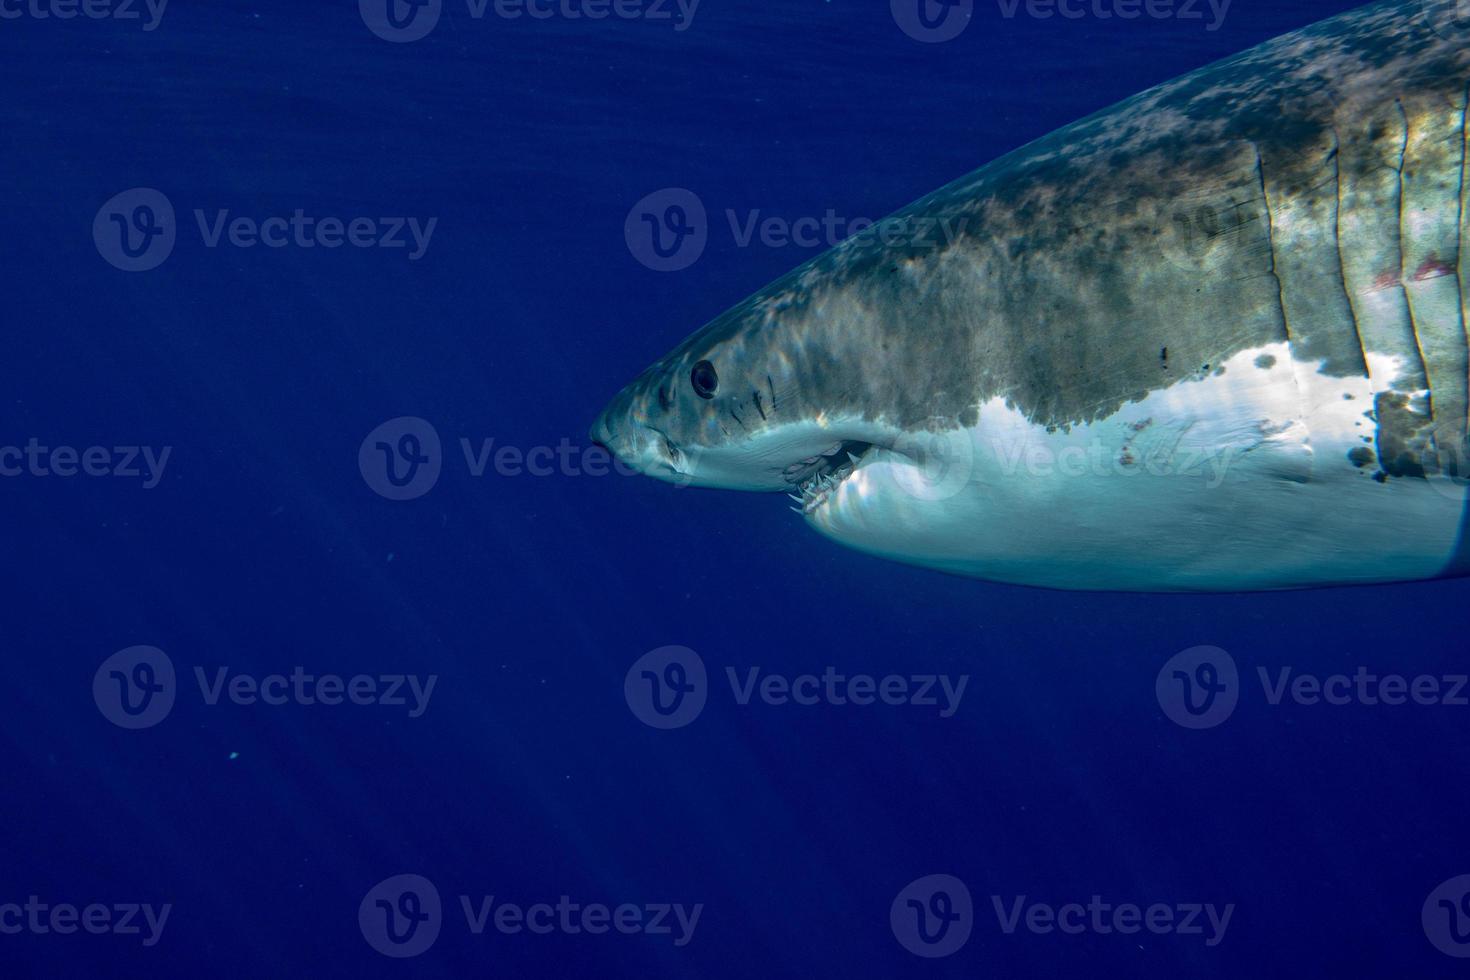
[591,401,679,481]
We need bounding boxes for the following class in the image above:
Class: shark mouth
[783,440,872,516]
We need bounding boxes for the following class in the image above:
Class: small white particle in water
[228,752,239,760]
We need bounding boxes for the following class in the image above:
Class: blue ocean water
[2,0,1468,976]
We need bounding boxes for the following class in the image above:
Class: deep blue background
[2,0,1468,976]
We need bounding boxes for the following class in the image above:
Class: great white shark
[592,0,1470,592]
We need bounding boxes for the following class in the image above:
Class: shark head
[589,215,994,535]
[588,236,962,513]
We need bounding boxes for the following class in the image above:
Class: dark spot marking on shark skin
[1374,391,1433,479]
[752,390,767,421]
[1371,269,1403,291]
[1348,446,1376,467]
[1255,353,1277,369]
[1414,256,1456,280]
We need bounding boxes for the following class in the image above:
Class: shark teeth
[782,440,873,519]
[792,462,856,517]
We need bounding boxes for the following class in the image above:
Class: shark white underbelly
[808,342,1467,590]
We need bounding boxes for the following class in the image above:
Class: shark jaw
[593,409,895,497]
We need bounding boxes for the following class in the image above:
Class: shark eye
[690,360,719,400]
